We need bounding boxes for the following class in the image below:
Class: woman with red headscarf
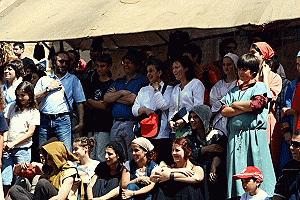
[250,42,283,168]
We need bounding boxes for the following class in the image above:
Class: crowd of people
[0,36,299,200]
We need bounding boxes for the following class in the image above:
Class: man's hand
[73,123,84,134]
[47,80,62,91]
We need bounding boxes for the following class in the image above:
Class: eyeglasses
[290,140,300,148]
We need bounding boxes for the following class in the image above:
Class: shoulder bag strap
[63,92,73,112]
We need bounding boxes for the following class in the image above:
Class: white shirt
[209,80,236,136]
[5,103,40,148]
[3,78,23,114]
[132,82,173,139]
[168,78,205,121]
[75,159,99,182]
[240,189,270,200]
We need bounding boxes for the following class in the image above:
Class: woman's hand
[139,107,154,116]
[121,189,134,199]
[209,171,217,183]
[174,119,185,128]
[150,167,171,183]
[169,121,176,129]
[136,176,151,185]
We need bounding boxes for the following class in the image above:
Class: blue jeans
[39,114,72,151]
[88,131,110,162]
[2,148,31,186]
[110,120,135,160]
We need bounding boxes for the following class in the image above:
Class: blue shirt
[110,74,148,119]
[34,72,86,114]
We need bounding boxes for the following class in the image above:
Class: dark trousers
[9,179,58,200]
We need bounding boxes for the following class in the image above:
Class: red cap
[233,166,264,183]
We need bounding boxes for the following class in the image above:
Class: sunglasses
[290,140,300,148]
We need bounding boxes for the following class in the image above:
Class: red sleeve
[250,95,268,111]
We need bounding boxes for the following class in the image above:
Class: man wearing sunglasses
[273,131,300,200]
[34,51,86,151]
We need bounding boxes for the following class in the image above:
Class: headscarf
[254,42,275,60]
[41,141,78,189]
[224,53,239,68]
[190,105,212,133]
[297,51,300,57]
[132,137,154,152]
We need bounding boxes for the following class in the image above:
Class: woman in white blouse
[132,59,173,163]
[209,53,238,136]
[168,56,205,135]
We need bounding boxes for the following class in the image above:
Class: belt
[42,112,70,120]
[114,118,133,122]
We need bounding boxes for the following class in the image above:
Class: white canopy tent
[0,0,299,49]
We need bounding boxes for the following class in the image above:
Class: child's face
[238,67,253,82]
[241,178,259,195]
[16,91,30,106]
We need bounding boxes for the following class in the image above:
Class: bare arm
[86,99,108,110]
[172,166,204,183]
[35,80,62,103]
[49,176,74,200]
[87,174,98,199]
[231,100,252,112]
[121,168,139,188]
[103,87,130,103]
[116,93,136,105]
[35,89,50,103]
[6,124,36,150]
[95,187,119,200]
[221,106,246,117]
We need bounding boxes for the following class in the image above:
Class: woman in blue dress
[221,53,276,199]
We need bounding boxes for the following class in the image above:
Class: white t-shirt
[240,189,270,200]
[5,103,40,148]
